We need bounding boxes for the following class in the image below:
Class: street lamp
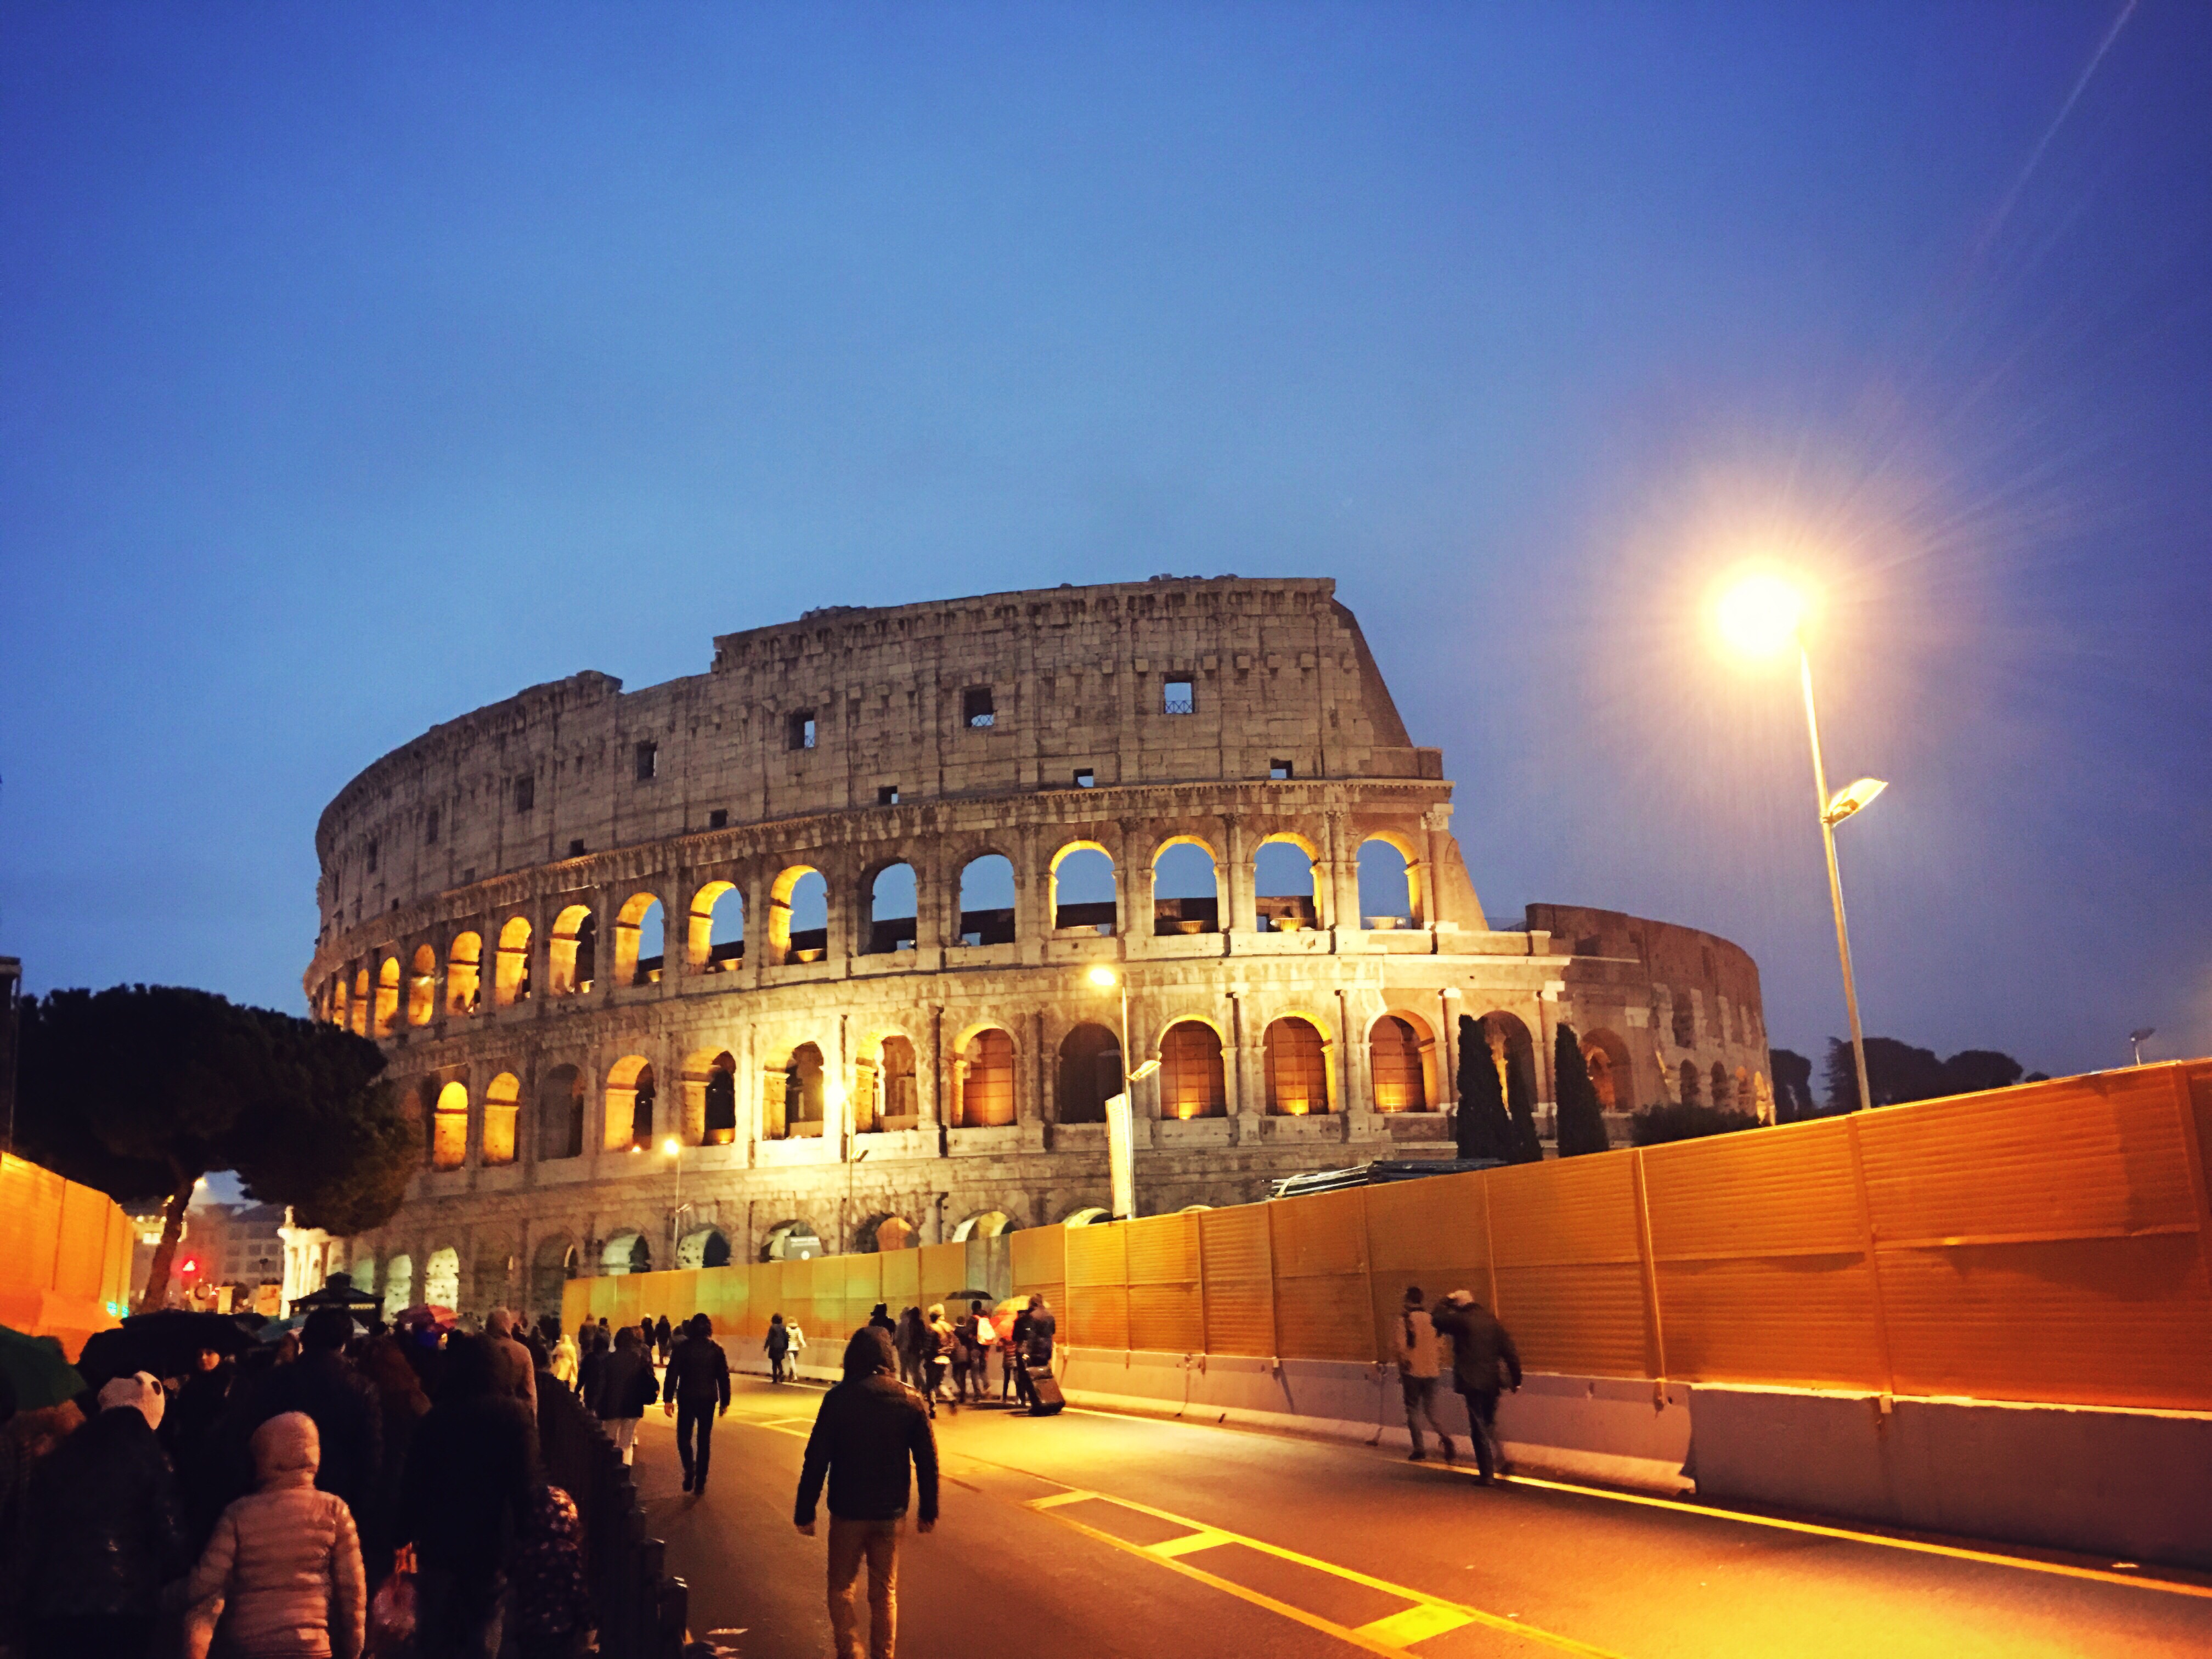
[662,1135,688,1263]
[1716,569,1888,1114]
[2130,1028,2155,1066]
[1087,966,1158,1218]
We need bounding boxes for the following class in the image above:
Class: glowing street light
[1715,568,1886,1114]
[1086,964,1155,1217]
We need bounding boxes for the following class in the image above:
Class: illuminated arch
[952,1210,1013,1241]
[331,977,351,1030]
[1356,834,1424,929]
[549,904,596,996]
[445,932,482,1016]
[863,862,918,955]
[1159,1020,1227,1119]
[761,1042,827,1141]
[1263,1015,1333,1115]
[1060,1206,1111,1227]
[407,945,438,1027]
[613,891,665,986]
[1254,832,1323,932]
[381,1254,414,1321]
[853,1031,919,1132]
[769,866,828,964]
[678,1227,732,1269]
[431,1080,469,1169]
[1581,1028,1635,1114]
[956,854,1017,946]
[375,957,401,1035]
[687,880,744,972]
[1049,840,1118,935]
[603,1056,656,1152]
[955,1027,1017,1127]
[601,1231,651,1276]
[422,1246,460,1310]
[1152,836,1221,936]
[482,1072,520,1165]
[351,967,370,1035]
[495,917,532,1006]
[1369,1010,1437,1113]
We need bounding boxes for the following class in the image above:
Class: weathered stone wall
[301,578,1772,1321]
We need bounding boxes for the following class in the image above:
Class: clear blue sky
[5,3,2208,1084]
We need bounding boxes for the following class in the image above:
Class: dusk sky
[5,4,2208,1087]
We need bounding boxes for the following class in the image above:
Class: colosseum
[303,577,1775,1322]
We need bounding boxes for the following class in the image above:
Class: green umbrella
[0,1324,88,1413]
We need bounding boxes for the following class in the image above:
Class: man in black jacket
[1430,1290,1522,1485]
[794,1328,938,1659]
[661,1314,732,1494]
[216,1307,383,1543]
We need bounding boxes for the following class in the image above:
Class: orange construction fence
[0,1152,134,1359]
[568,1061,2212,1413]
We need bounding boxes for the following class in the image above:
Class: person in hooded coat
[18,1373,188,1659]
[401,1335,538,1659]
[183,1411,366,1659]
[592,1327,654,1463]
[482,1309,539,1417]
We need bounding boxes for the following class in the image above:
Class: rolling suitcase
[1025,1363,1065,1416]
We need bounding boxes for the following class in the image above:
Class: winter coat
[484,1330,538,1417]
[1431,1298,1522,1395]
[184,1412,366,1659]
[509,1485,591,1643]
[551,1335,580,1388]
[793,1373,939,1526]
[400,1392,538,1575]
[20,1402,188,1621]
[1023,1308,1057,1366]
[765,1323,791,1357]
[232,1350,385,1535]
[592,1344,654,1421]
[662,1334,731,1412]
[1389,1308,1442,1380]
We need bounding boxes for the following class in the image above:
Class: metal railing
[537,1372,690,1658]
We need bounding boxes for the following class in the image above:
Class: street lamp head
[662,1137,681,1156]
[1087,966,1119,989]
[1822,777,1888,826]
[1128,1058,1161,1083]
[1714,569,1811,659]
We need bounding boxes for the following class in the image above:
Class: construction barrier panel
[0,1152,133,1359]
[563,1062,2212,1412]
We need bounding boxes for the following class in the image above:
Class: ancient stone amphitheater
[304,577,1773,1321]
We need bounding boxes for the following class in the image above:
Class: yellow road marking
[1026,1488,1621,1658]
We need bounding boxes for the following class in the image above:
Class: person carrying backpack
[765,1315,792,1385]
[1388,1286,1453,1464]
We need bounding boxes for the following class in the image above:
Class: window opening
[708,809,729,830]
[635,741,658,781]
[877,785,900,805]
[425,809,439,845]
[1269,759,1293,781]
[962,686,995,728]
[514,776,534,813]
[1073,768,1095,788]
[956,854,1017,946]
[1163,679,1195,715]
[865,863,918,953]
[567,838,586,859]
[366,838,379,872]
[787,710,816,750]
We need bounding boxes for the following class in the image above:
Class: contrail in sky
[1973,0,2138,262]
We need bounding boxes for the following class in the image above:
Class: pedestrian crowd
[0,1305,597,1659]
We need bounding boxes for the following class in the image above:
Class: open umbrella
[289,1272,380,1318]
[393,1304,457,1334]
[77,1308,256,1386]
[0,1324,88,1412]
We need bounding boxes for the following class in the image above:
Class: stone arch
[1254,832,1323,932]
[1159,1019,1227,1119]
[955,1026,1017,1127]
[381,1253,414,1321]
[1060,1206,1111,1227]
[350,1252,377,1295]
[538,1063,585,1161]
[1581,1028,1635,1114]
[1263,1014,1333,1115]
[468,1239,511,1316]
[375,956,402,1034]
[603,1056,656,1152]
[351,966,370,1035]
[956,853,1018,946]
[331,976,350,1031]
[762,1041,828,1140]
[549,904,596,996]
[613,891,665,986]
[1057,1022,1122,1124]
[1357,834,1424,929]
[482,1073,520,1165]
[863,861,918,955]
[529,1234,578,1322]
[678,1227,732,1269]
[601,1231,651,1276]
[408,945,438,1027]
[687,880,744,972]
[431,1080,470,1169]
[952,1210,1014,1241]
[856,1213,915,1253]
[1475,1010,1537,1102]
[761,1219,822,1262]
[681,1048,738,1146]
[1049,841,1118,935]
[1369,1010,1437,1112]
[1679,1059,1703,1106]
[445,932,482,1015]
[769,866,828,964]
[1152,836,1221,935]
[495,917,532,1006]
[1714,1061,1735,1113]
[422,1246,461,1310]
[1753,1071,1774,1124]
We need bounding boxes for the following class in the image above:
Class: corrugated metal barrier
[569,1062,2212,1412]
[0,1152,134,1356]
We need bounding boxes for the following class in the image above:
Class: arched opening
[381,1254,414,1321]
[445,933,482,1015]
[529,1235,577,1321]
[764,1043,827,1140]
[614,893,665,986]
[1713,1062,1735,1113]
[549,905,596,995]
[1254,835,1322,932]
[1370,1012,1436,1112]
[1581,1029,1635,1115]
[604,1057,656,1152]
[351,967,370,1035]
[1050,843,1118,935]
[678,1227,732,1270]
[1159,1021,1227,1119]
[957,854,1017,946]
[1060,1206,1111,1227]
[687,880,744,973]
[864,863,918,953]
[408,945,438,1027]
[412,1080,439,1163]
[857,1214,915,1253]
[423,1247,460,1310]
[1679,1059,1703,1106]
[1357,837,1423,929]
[375,957,402,1035]
[331,977,351,1030]
[769,866,829,964]
[951,1210,1013,1241]
[538,1063,585,1161]
[1753,1071,1775,1124]
[431,1080,470,1169]
[495,917,532,1006]
[1057,1023,1122,1124]
[481,1073,520,1165]
[957,1028,1017,1127]
[702,1051,737,1144]
[350,1254,377,1296]
[601,1232,650,1276]
[761,1221,821,1262]
[1153,839,1221,935]
[468,1245,510,1317]
[1477,1011,1538,1105]
[1263,1016,1331,1115]
[876,1035,919,1131]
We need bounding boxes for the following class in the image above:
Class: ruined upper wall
[314,578,1437,929]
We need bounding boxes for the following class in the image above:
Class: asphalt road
[636,1374,2212,1659]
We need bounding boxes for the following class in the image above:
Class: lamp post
[1087,965,1159,1218]
[662,1135,689,1265]
[1716,572,1888,1114]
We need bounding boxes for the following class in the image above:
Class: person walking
[231,1307,385,1546]
[662,1314,732,1494]
[360,1336,430,1588]
[893,1308,922,1391]
[1005,1304,1033,1407]
[182,1411,367,1659]
[793,1329,939,1659]
[867,1304,895,1337]
[400,1335,539,1659]
[1389,1286,1453,1464]
[964,1300,997,1403]
[483,1309,539,1417]
[918,1306,954,1417]
[653,1314,674,1368]
[550,1325,580,1396]
[593,1327,654,1463]
[1430,1289,1521,1485]
[16,1373,187,1659]
[765,1314,793,1385]
[948,1306,976,1404]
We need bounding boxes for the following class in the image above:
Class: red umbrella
[393,1304,457,1333]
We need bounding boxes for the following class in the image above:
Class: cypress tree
[1553,1023,1610,1157]
[1504,1040,1544,1163]
[1454,1015,1512,1161]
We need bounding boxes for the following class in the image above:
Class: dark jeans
[416,1562,505,1659]
[677,1399,716,1485]
[29,1615,154,1659]
[770,1348,789,1382]
[1400,1373,1453,1459]
[1457,1383,1502,1480]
